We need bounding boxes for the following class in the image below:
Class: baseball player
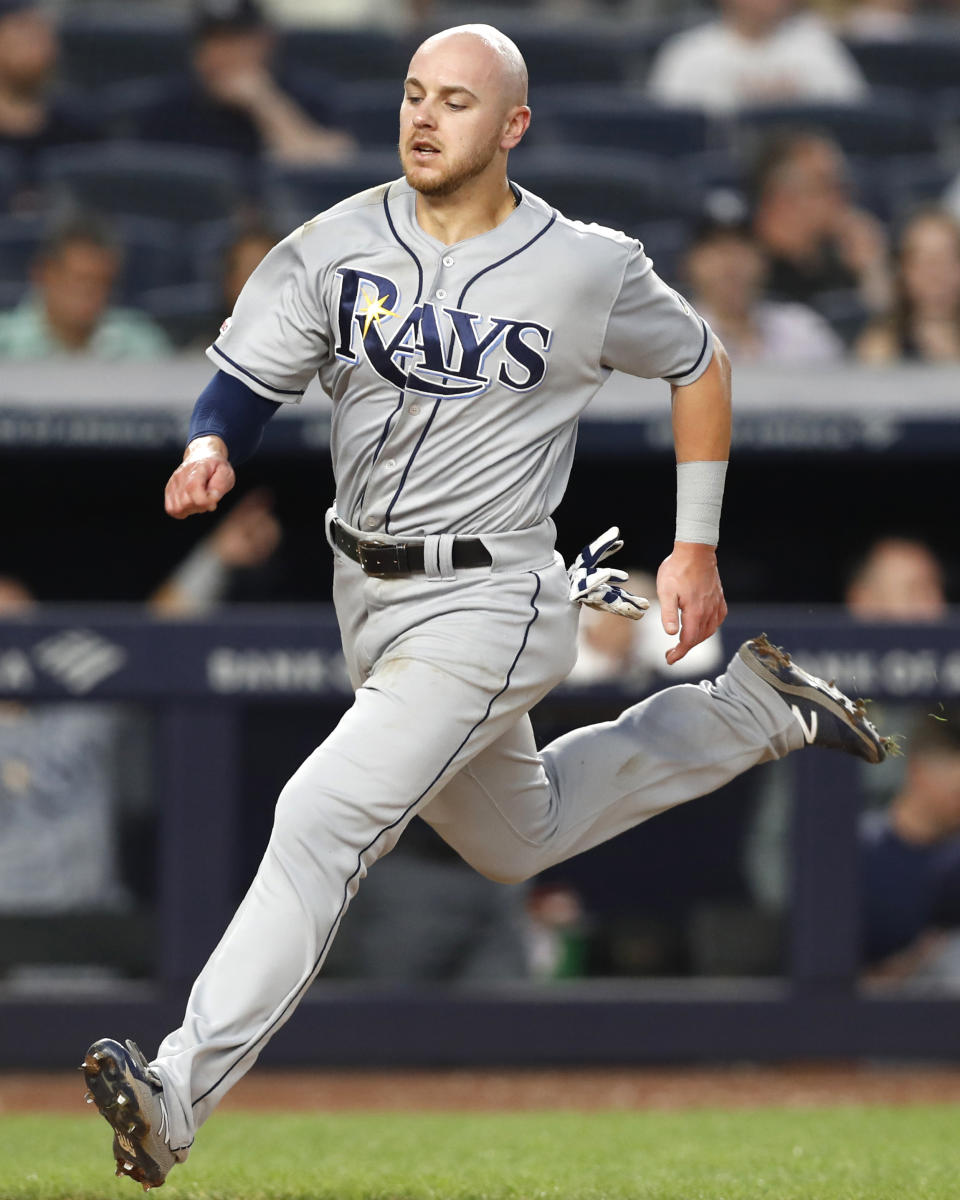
[81,24,888,1190]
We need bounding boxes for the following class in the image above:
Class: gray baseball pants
[153,515,803,1152]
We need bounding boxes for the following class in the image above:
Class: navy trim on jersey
[354,185,427,522]
[380,204,559,532]
[455,206,557,307]
[192,570,544,1111]
[210,344,305,398]
[383,396,442,533]
[664,315,710,384]
[383,184,424,304]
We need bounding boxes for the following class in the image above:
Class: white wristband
[675,460,727,546]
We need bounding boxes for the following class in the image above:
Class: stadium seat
[278,26,412,84]
[0,147,20,212]
[112,216,196,303]
[733,95,939,159]
[58,10,189,90]
[879,155,958,225]
[0,214,44,290]
[37,143,246,226]
[533,88,714,158]
[626,217,692,288]
[140,281,221,348]
[508,147,703,231]
[506,27,638,86]
[845,35,960,97]
[0,213,193,307]
[262,151,403,227]
[333,81,402,149]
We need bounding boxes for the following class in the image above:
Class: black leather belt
[331,519,491,577]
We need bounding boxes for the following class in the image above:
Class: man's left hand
[657,542,726,664]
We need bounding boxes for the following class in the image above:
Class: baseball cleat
[80,1038,183,1190]
[738,633,891,764]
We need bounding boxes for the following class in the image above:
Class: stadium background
[1,0,960,1077]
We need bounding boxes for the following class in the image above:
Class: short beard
[399,137,500,198]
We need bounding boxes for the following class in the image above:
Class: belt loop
[437,534,456,580]
[423,535,442,580]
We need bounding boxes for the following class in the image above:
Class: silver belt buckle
[357,539,407,576]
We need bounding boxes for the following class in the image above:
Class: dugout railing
[0,610,958,1067]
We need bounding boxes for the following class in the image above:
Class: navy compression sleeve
[188,370,282,465]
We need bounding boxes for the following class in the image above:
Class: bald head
[400,23,530,203]
[412,24,528,110]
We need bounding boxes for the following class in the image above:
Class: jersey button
[364,517,377,530]
[435,288,447,300]
[384,458,396,470]
[442,255,454,267]
[408,403,420,415]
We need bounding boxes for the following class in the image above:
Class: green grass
[1,1106,958,1200]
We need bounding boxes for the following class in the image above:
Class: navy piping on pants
[191,571,544,1109]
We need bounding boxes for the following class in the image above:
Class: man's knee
[459,846,540,886]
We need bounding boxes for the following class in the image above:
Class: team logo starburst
[358,286,399,337]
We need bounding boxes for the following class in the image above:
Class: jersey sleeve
[206,226,328,404]
[601,241,714,386]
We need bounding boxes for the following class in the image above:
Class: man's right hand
[164,435,236,519]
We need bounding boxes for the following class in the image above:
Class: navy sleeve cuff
[188,370,281,465]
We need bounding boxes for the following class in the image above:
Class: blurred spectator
[220,220,278,312]
[150,489,282,615]
[0,0,97,190]
[128,0,354,166]
[810,0,925,36]
[569,570,723,687]
[845,536,947,621]
[163,220,280,350]
[647,0,868,115]
[683,216,845,364]
[0,216,170,360]
[0,577,135,915]
[746,534,948,914]
[751,131,891,318]
[263,0,431,26]
[0,499,281,918]
[861,709,960,980]
[857,209,960,364]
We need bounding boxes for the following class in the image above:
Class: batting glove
[567,526,649,620]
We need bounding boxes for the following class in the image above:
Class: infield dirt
[5,1063,960,1115]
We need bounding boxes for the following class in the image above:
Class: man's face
[0,9,57,91]
[901,214,960,312]
[723,0,795,29]
[686,233,766,317]
[847,542,946,621]
[36,241,118,339]
[399,36,520,198]
[774,141,849,230]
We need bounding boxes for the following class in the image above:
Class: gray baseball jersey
[149,180,805,1161]
[208,177,713,535]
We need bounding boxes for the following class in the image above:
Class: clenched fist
[164,435,236,519]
